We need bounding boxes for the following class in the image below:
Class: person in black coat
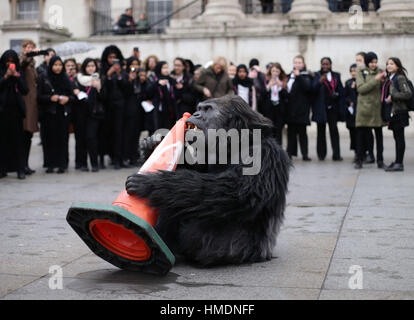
[123,58,148,166]
[0,50,29,179]
[249,59,267,115]
[285,55,313,161]
[100,45,129,169]
[312,57,345,161]
[73,58,105,172]
[263,62,288,146]
[344,64,358,162]
[172,57,197,119]
[148,61,177,130]
[37,56,74,173]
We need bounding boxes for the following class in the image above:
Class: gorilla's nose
[192,111,202,119]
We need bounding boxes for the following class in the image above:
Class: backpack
[393,75,414,111]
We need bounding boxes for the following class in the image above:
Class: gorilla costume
[126,95,291,267]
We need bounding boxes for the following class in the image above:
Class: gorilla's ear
[224,96,274,133]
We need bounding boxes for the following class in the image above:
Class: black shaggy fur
[126,95,291,267]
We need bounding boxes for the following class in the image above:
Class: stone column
[10,0,17,20]
[201,0,245,21]
[378,0,414,17]
[289,0,330,20]
[38,0,44,24]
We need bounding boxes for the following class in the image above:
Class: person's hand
[375,72,385,82]
[387,95,392,103]
[51,95,60,102]
[319,73,327,83]
[293,68,300,76]
[59,96,69,105]
[159,79,169,86]
[92,79,101,90]
[176,82,183,89]
[73,89,80,95]
[351,81,356,89]
[275,79,283,87]
[114,64,122,77]
[107,65,115,77]
[4,68,14,79]
[203,87,212,98]
[350,102,354,107]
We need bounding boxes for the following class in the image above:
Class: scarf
[48,56,72,95]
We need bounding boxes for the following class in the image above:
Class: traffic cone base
[67,202,175,275]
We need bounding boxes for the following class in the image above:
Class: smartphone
[9,63,16,71]
[113,58,120,65]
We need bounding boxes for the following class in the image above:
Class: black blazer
[285,71,313,125]
[37,74,74,115]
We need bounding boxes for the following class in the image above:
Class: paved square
[1,128,414,300]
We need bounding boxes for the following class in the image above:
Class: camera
[131,67,136,73]
[113,58,120,65]
[26,50,49,58]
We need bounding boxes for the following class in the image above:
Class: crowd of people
[0,40,412,180]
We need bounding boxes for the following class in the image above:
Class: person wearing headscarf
[37,56,74,173]
[100,45,128,169]
[233,64,256,110]
[0,50,29,179]
[148,61,177,130]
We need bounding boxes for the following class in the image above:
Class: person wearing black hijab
[148,61,177,130]
[233,64,256,109]
[100,45,128,169]
[0,50,29,179]
[37,56,74,173]
[172,57,196,119]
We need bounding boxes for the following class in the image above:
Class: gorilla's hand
[125,174,153,198]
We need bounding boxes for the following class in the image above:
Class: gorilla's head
[186,95,273,136]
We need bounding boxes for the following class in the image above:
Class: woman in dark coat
[311,57,345,161]
[100,45,128,169]
[73,58,105,172]
[263,63,288,146]
[382,57,412,172]
[37,56,73,173]
[123,58,148,166]
[148,61,177,130]
[344,64,358,162]
[0,50,28,179]
[285,55,313,161]
[172,57,197,119]
[233,64,256,110]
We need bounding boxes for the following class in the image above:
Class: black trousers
[0,111,25,173]
[316,109,340,160]
[23,130,33,168]
[72,105,88,168]
[266,102,285,147]
[86,117,101,168]
[42,111,69,169]
[392,127,405,164]
[109,102,125,165]
[287,123,308,158]
[357,127,383,163]
[123,114,144,163]
[348,127,357,152]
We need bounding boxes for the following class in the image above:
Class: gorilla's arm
[126,139,290,221]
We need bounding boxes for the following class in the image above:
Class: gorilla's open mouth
[186,121,202,131]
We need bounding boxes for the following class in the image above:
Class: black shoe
[114,162,121,170]
[303,156,312,162]
[91,166,99,172]
[364,154,375,164]
[333,156,343,162]
[17,171,26,180]
[80,166,89,172]
[385,162,404,172]
[354,161,363,169]
[24,167,35,175]
[318,157,326,161]
[0,172,7,179]
[57,168,65,174]
[46,168,54,174]
[377,161,385,169]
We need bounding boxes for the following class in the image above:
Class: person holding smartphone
[355,52,385,169]
[100,45,128,169]
[0,50,29,179]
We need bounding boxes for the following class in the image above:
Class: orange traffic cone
[66,113,191,275]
